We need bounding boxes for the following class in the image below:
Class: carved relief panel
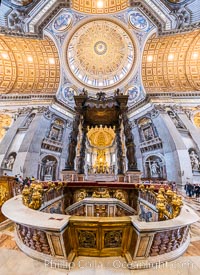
[138,117,158,142]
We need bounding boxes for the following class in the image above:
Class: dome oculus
[66,20,135,89]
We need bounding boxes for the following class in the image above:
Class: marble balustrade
[2,192,199,269]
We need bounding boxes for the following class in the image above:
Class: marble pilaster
[16,113,51,178]
[154,112,193,186]
[0,115,26,166]
[179,112,200,151]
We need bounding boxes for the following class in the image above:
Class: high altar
[62,92,141,183]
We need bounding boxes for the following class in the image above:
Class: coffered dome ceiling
[87,126,115,148]
[72,0,128,14]
[66,20,136,90]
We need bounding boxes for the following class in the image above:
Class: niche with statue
[38,155,58,181]
[23,113,35,128]
[189,148,200,173]
[144,155,166,179]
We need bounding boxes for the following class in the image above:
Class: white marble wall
[129,104,200,186]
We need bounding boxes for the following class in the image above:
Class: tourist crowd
[184,182,200,198]
[14,174,36,187]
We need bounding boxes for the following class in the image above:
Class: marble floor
[0,193,200,275]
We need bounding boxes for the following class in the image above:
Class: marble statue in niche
[39,156,57,181]
[145,155,165,179]
[23,113,35,128]
[44,159,55,175]
[150,161,161,177]
[167,110,185,129]
[189,149,200,171]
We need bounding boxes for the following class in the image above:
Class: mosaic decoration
[0,35,60,94]
[142,30,200,93]
[72,0,128,14]
[126,86,140,102]
[129,11,148,31]
[0,114,12,141]
[53,12,72,32]
[10,0,33,6]
[87,126,115,148]
[62,85,75,102]
[193,112,200,128]
[66,20,136,89]
[167,0,186,3]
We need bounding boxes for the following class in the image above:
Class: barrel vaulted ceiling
[142,29,200,93]
[0,36,60,94]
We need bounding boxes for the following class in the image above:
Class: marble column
[16,112,51,178]
[59,124,72,172]
[0,114,26,166]
[116,127,124,175]
[77,126,87,174]
[154,111,193,186]
[178,112,200,151]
